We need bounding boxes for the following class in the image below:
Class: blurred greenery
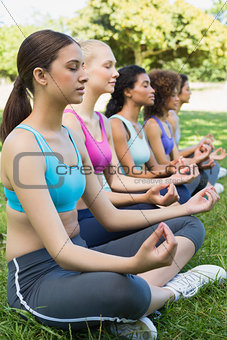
[68,0,227,81]
[206,0,227,26]
[0,0,227,81]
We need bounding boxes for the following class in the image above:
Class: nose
[79,68,89,83]
[150,85,155,94]
[113,67,119,79]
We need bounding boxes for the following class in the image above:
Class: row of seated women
[1,31,226,339]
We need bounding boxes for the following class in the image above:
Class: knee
[103,273,151,320]
[185,216,205,252]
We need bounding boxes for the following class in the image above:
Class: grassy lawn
[0,110,226,339]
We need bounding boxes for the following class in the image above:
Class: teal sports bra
[4,124,86,213]
[110,114,151,168]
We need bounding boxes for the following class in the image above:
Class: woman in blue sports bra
[0,30,224,338]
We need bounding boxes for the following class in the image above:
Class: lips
[76,87,85,94]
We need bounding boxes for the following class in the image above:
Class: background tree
[67,0,227,81]
[207,0,227,26]
[0,25,37,80]
[0,16,66,81]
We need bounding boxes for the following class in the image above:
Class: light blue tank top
[4,124,86,213]
[109,114,151,169]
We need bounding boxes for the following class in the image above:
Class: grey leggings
[7,215,204,331]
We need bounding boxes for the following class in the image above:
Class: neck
[176,101,183,114]
[71,87,101,119]
[28,93,65,132]
[119,101,141,123]
[159,108,169,121]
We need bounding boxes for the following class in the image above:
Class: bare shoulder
[2,128,43,159]
[110,116,128,138]
[144,117,159,130]
[1,128,46,187]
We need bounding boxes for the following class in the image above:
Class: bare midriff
[6,205,79,262]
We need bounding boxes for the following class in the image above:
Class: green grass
[0,110,226,339]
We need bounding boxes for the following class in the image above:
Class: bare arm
[179,145,198,158]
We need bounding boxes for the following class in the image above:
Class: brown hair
[144,69,180,120]
[0,29,77,143]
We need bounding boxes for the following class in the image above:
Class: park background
[0,0,227,339]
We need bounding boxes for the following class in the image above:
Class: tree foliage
[0,18,66,81]
[0,25,37,80]
[67,0,227,81]
[207,0,227,26]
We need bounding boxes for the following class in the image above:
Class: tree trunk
[134,46,143,65]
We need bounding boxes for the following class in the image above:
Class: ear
[33,67,48,86]
[123,87,132,98]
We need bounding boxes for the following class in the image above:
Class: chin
[73,96,84,104]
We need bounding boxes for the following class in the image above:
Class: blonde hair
[80,39,110,64]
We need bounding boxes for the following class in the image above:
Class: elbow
[54,255,70,270]
[100,208,120,232]
[100,218,116,232]
[52,245,74,271]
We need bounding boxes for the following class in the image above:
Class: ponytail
[105,94,124,118]
[105,65,146,118]
[0,29,76,143]
[0,76,32,143]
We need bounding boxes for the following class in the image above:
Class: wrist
[130,193,146,204]
[191,156,198,164]
[129,255,139,274]
[180,202,191,216]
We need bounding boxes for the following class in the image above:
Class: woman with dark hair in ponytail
[2,30,225,338]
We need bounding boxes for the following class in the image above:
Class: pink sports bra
[64,109,112,173]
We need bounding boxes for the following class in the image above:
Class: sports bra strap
[94,111,108,141]
[109,114,143,141]
[151,116,172,137]
[15,124,52,154]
